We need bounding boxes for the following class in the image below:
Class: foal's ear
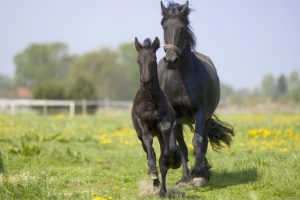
[180,1,189,15]
[134,37,142,52]
[161,1,167,16]
[151,37,160,52]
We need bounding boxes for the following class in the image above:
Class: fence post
[69,101,75,117]
[81,99,87,116]
[0,101,4,113]
[104,98,110,110]
[10,101,16,115]
[43,100,48,116]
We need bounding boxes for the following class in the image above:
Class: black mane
[161,1,196,50]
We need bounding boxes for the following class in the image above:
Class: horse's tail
[206,114,234,151]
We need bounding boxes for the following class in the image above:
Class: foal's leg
[158,119,173,159]
[157,135,168,196]
[192,108,209,187]
[142,134,159,180]
[174,123,190,184]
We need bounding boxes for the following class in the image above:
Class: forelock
[142,38,152,48]
[161,1,190,25]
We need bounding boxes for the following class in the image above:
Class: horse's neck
[178,47,194,78]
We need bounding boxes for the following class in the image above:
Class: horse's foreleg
[175,123,190,184]
[158,135,168,196]
[142,134,158,180]
[192,109,209,187]
[158,120,172,159]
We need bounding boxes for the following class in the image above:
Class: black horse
[158,1,234,187]
[131,37,180,196]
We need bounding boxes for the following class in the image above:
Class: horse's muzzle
[164,57,178,70]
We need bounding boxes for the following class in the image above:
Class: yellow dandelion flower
[262,129,271,138]
[248,129,258,137]
[279,148,288,153]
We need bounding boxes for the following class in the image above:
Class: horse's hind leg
[192,109,210,187]
[174,123,190,184]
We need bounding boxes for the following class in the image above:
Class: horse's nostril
[174,58,178,63]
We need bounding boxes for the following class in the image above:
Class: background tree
[14,43,69,88]
[67,48,118,99]
[117,42,139,100]
[276,74,288,100]
[0,74,14,97]
[261,74,277,100]
[66,76,97,100]
[287,71,300,103]
[220,83,235,103]
[32,81,65,99]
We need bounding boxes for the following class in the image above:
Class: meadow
[0,112,299,200]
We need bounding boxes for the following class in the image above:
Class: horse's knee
[192,133,202,147]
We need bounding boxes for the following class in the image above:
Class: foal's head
[161,1,196,68]
[135,37,160,88]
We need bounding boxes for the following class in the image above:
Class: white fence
[0,99,132,117]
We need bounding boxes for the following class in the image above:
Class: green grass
[0,113,299,199]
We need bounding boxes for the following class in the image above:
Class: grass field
[0,112,299,200]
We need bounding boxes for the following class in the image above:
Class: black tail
[206,114,234,151]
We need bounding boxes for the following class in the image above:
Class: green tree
[14,43,69,88]
[68,48,118,99]
[0,74,13,97]
[261,74,277,100]
[220,83,235,103]
[276,74,288,100]
[32,81,65,99]
[287,71,300,103]
[117,42,139,99]
[66,76,97,100]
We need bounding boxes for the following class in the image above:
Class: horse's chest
[164,79,195,107]
[138,101,162,122]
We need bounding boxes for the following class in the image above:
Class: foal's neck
[140,73,161,98]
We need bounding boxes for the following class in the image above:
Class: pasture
[0,112,299,199]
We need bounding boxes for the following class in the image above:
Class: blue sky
[0,0,299,89]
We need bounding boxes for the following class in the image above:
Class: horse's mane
[161,1,196,50]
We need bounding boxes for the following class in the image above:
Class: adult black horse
[158,1,234,187]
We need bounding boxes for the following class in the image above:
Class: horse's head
[135,37,160,87]
[161,1,193,69]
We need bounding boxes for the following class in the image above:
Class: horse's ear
[151,37,160,52]
[180,1,189,15]
[161,1,167,16]
[135,37,142,52]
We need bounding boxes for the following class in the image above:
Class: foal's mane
[161,1,196,50]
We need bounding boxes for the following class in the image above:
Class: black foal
[131,37,180,196]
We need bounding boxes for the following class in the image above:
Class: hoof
[153,185,160,194]
[149,172,158,180]
[159,189,166,197]
[176,177,191,186]
[170,149,181,169]
[192,177,208,187]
